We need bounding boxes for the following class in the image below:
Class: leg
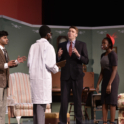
[0,88,7,124]
[59,79,71,124]
[16,116,21,124]
[33,104,46,124]
[36,104,46,124]
[72,79,83,124]
[110,105,116,124]
[102,103,109,124]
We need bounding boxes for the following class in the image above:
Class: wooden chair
[69,72,94,120]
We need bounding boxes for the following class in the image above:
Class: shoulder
[108,51,117,58]
[30,43,37,49]
[76,40,86,44]
[46,43,55,53]
[76,40,87,47]
[48,43,54,49]
[110,51,117,56]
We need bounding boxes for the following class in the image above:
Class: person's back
[28,38,53,79]
[27,25,59,124]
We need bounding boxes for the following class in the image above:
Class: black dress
[101,51,119,106]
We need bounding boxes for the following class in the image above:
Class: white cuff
[4,63,8,69]
[15,60,20,64]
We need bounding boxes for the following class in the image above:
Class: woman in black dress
[96,34,119,124]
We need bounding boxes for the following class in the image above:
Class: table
[92,94,102,123]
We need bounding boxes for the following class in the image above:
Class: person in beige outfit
[0,31,26,124]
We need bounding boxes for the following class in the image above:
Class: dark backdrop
[42,1,124,27]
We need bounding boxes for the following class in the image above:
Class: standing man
[0,31,26,124]
[27,25,59,124]
[57,26,89,124]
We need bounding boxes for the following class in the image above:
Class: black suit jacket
[57,40,89,80]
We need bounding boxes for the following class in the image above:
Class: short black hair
[0,31,8,38]
[39,25,51,37]
[104,37,112,49]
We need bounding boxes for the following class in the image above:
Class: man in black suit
[57,26,89,124]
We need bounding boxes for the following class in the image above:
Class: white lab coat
[27,38,59,104]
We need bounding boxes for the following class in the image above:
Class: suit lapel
[75,40,79,50]
[0,49,6,62]
[64,41,69,55]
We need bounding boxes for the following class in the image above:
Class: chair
[7,72,51,124]
[118,93,124,124]
[69,87,90,120]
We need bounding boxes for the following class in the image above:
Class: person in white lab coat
[27,25,59,124]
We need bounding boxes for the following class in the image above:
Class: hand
[17,56,27,63]
[8,60,16,67]
[58,66,61,69]
[58,48,63,58]
[106,84,111,94]
[72,47,80,58]
[96,85,99,94]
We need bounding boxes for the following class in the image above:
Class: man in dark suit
[0,31,26,124]
[57,26,89,124]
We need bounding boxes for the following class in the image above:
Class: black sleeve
[80,42,89,64]
[110,51,118,66]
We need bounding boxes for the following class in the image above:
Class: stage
[6,120,118,124]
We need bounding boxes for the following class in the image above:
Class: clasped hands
[58,48,80,58]
[8,56,27,67]
[96,84,111,94]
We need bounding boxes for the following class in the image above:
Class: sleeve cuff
[15,60,20,64]
[4,63,8,69]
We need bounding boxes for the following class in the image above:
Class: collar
[36,38,48,43]
[68,39,76,44]
[0,45,5,50]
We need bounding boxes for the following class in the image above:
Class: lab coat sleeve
[45,45,59,74]
[27,46,33,68]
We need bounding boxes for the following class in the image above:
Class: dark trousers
[59,78,83,124]
[33,104,46,124]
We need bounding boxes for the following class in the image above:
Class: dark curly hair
[39,25,51,37]
[0,31,8,38]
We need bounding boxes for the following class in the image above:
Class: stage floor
[7,120,118,124]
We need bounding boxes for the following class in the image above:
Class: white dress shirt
[58,39,81,60]
[0,45,19,69]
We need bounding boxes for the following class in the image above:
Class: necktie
[3,49,8,62]
[69,41,72,56]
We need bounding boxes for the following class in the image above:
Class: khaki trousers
[0,88,7,124]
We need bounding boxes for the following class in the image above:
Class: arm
[46,46,59,74]
[80,43,89,64]
[27,46,33,68]
[0,63,4,71]
[9,56,26,68]
[106,66,117,94]
[106,52,118,94]
[108,66,117,86]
